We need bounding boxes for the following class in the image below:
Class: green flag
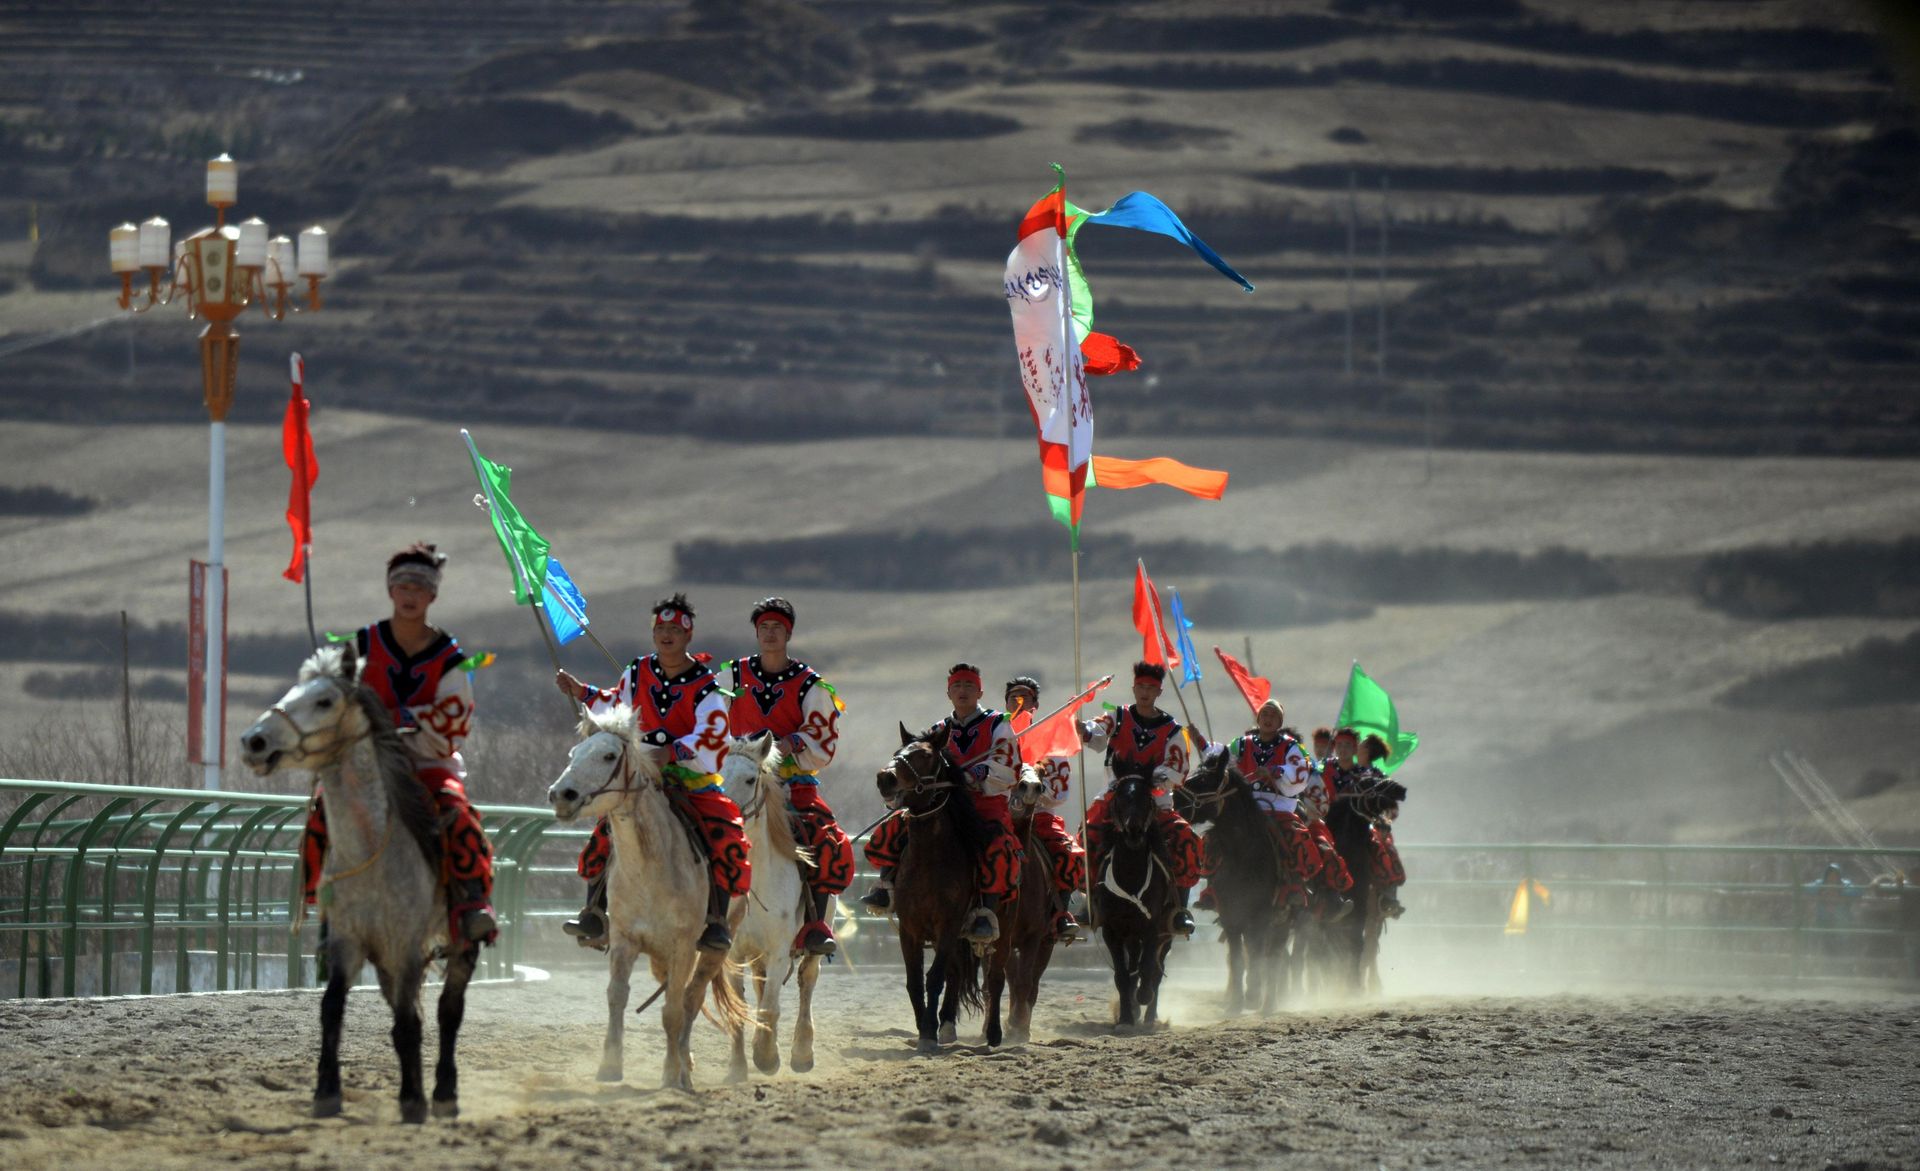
[1336,662,1419,775]
[462,430,550,605]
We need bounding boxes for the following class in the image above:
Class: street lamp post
[110,155,328,789]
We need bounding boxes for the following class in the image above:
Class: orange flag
[1012,676,1113,765]
[1091,455,1227,500]
[1213,645,1271,713]
[1132,560,1181,671]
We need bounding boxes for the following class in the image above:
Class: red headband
[754,611,794,633]
[653,607,693,631]
[948,668,982,688]
[1134,673,1163,688]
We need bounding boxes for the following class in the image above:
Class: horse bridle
[577,737,649,803]
[266,677,372,762]
[887,744,959,819]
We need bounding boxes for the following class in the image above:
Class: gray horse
[241,644,479,1124]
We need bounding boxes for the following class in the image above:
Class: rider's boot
[1195,884,1218,913]
[859,868,895,912]
[795,887,838,957]
[451,878,497,943]
[1380,890,1406,919]
[965,894,1001,944]
[563,875,609,951]
[1325,892,1355,923]
[1172,886,1196,939]
[1051,890,1081,942]
[697,879,734,954]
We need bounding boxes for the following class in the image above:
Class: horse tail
[703,959,757,1034]
[944,941,985,1014]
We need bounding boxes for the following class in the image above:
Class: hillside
[0,1,1917,849]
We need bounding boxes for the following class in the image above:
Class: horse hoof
[916,1037,940,1055]
[724,1065,749,1085]
[1113,1022,1137,1036]
[753,1052,780,1075]
[937,1021,957,1045]
[431,1097,459,1120]
[400,1098,429,1126]
[595,1065,624,1084]
[311,1095,343,1119]
[790,1054,814,1074]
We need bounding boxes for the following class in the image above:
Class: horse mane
[575,706,666,788]
[351,683,443,875]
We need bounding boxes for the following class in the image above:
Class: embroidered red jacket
[727,656,839,774]
[356,621,472,770]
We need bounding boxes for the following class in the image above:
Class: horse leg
[725,966,751,1084]
[659,950,699,1091]
[902,932,935,1054]
[791,954,819,1073]
[672,951,725,1091]
[598,939,636,1082]
[933,944,956,1044]
[935,946,959,1047]
[753,957,782,1074]
[1225,928,1246,1016]
[312,935,359,1118]
[384,958,428,1125]
[1009,936,1047,1045]
[1143,938,1169,1030]
[983,938,1006,1049]
[1107,931,1136,1030]
[431,945,477,1118]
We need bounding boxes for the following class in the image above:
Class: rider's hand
[554,668,582,699]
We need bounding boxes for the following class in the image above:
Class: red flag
[281,353,317,583]
[1213,645,1271,714]
[1132,560,1182,671]
[1012,675,1113,765]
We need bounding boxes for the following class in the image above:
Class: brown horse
[985,773,1057,1046]
[1326,774,1409,995]
[878,724,986,1054]
[1184,748,1297,1016]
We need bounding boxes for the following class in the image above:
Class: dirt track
[1,960,1916,1170]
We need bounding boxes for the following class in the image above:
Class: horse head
[240,643,372,776]
[1108,770,1159,844]
[879,723,956,812]
[548,706,661,823]
[1347,775,1408,821]
[1008,763,1047,818]
[720,731,781,814]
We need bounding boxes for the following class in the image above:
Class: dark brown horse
[985,774,1057,1046]
[1325,773,1408,994]
[1094,771,1178,1031]
[1184,748,1297,1015]
[878,725,986,1054]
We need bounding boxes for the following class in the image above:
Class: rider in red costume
[862,664,1024,945]
[1078,662,1204,938]
[299,544,496,945]
[725,597,854,957]
[1004,676,1086,941]
[555,594,748,955]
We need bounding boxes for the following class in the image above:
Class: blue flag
[1168,587,1202,688]
[542,558,589,646]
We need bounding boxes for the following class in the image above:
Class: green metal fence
[0,778,565,998]
[6,774,1916,998]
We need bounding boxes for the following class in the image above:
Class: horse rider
[1295,768,1355,921]
[1358,732,1407,918]
[554,593,749,955]
[1196,698,1318,913]
[861,663,1024,945]
[299,543,496,944]
[1310,725,1335,770]
[1003,675,1087,942]
[723,596,855,957]
[1077,661,1204,938]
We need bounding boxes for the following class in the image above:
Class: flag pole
[461,427,580,717]
[301,544,317,649]
[1072,538,1095,930]
[1013,673,1112,745]
[1191,676,1215,742]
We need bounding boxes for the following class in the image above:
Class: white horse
[718,732,821,1079]
[239,644,478,1124]
[547,706,750,1090]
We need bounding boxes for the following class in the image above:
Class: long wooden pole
[301,544,318,649]
[120,610,134,786]
[1072,543,1095,928]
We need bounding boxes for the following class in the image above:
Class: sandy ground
[1,952,1916,1171]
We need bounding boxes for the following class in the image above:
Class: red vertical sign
[187,560,228,766]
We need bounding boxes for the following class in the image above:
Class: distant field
[0,413,1914,844]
